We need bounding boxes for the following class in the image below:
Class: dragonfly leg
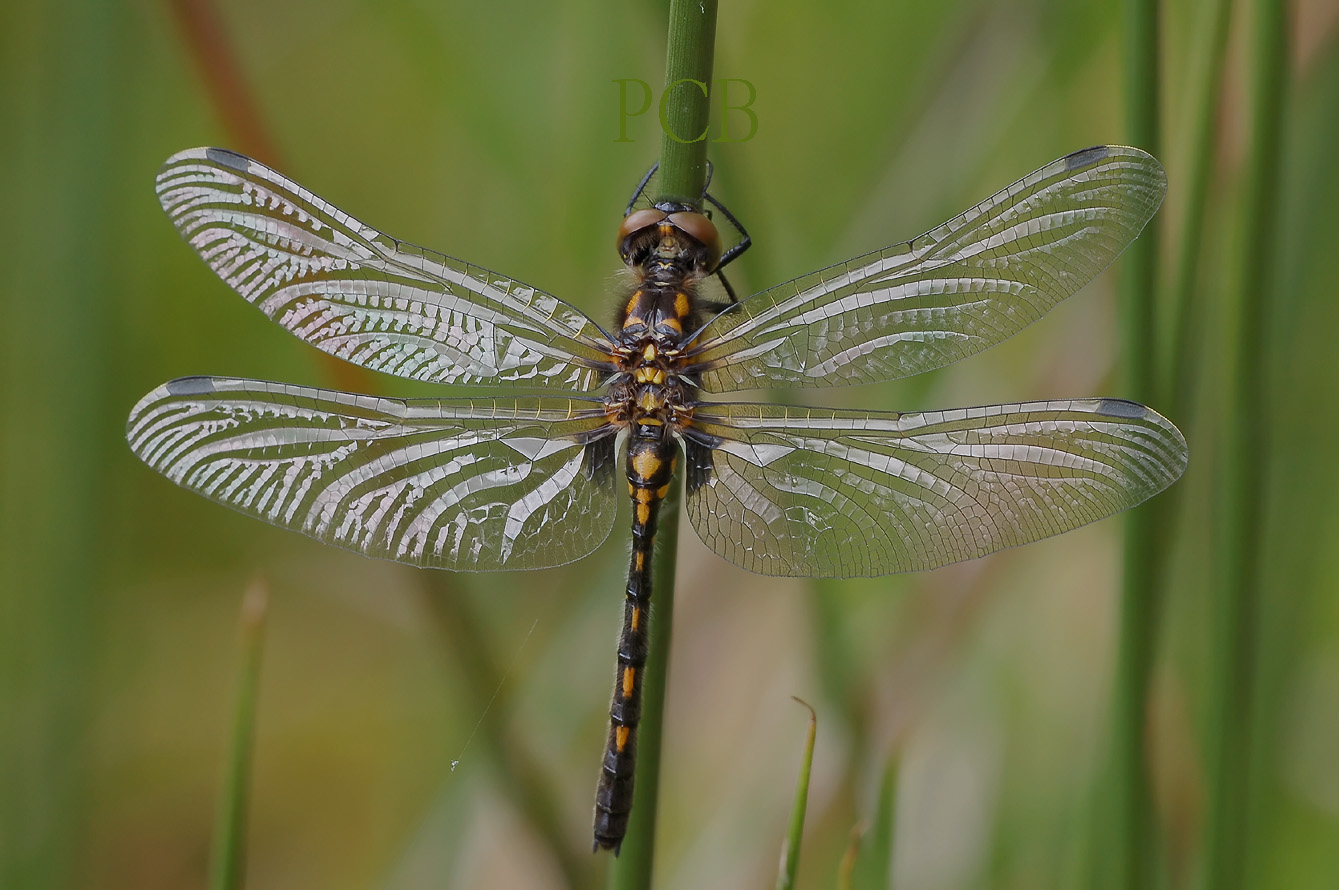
[624,163,659,216]
[715,270,741,304]
[704,190,752,270]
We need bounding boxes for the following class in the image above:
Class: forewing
[690,146,1166,391]
[157,149,614,390]
[683,399,1187,577]
[127,377,619,570]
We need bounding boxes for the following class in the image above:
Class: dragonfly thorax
[615,275,705,343]
[602,373,694,437]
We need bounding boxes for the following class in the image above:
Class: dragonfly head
[617,205,722,273]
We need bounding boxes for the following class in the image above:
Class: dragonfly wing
[127,377,619,570]
[157,149,614,390]
[682,399,1187,577]
[690,146,1166,391]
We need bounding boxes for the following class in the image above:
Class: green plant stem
[1203,1,1287,887]
[209,578,268,890]
[655,0,717,206]
[847,744,899,890]
[1165,0,1233,421]
[0,4,113,887]
[776,699,817,890]
[609,4,716,884]
[1111,2,1162,889]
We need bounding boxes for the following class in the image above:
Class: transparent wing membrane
[134,145,1188,578]
[683,398,1187,577]
[689,146,1166,391]
[156,149,615,390]
[127,377,619,570]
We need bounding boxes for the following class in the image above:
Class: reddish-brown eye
[667,211,722,271]
[617,208,668,255]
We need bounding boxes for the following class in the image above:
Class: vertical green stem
[209,579,268,890]
[655,0,717,206]
[1203,1,1287,887]
[775,699,817,890]
[844,743,900,890]
[1165,0,1234,422]
[608,3,716,884]
[0,3,115,886]
[1111,2,1162,889]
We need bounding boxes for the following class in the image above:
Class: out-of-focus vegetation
[2,1,1337,888]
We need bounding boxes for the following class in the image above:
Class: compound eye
[617,208,668,257]
[667,211,722,271]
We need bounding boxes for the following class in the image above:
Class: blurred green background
[3,0,1337,888]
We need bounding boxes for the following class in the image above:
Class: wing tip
[166,375,218,396]
[1065,145,1111,171]
[1094,397,1146,419]
[1064,143,1164,171]
[1063,145,1167,196]
[156,148,256,200]
[158,146,247,173]
[126,377,220,446]
[204,147,253,172]
[1093,398,1191,482]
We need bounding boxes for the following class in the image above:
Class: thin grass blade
[208,578,268,890]
[775,698,818,890]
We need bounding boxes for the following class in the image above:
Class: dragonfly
[128,144,1188,854]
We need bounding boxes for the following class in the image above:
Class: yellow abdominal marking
[656,483,670,499]
[632,450,662,480]
[631,605,641,630]
[616,725,630,752]
[636,502,650,525]
[635,552,645,571]
[622,667,636,698]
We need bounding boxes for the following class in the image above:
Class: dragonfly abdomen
[592,431,677,853]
